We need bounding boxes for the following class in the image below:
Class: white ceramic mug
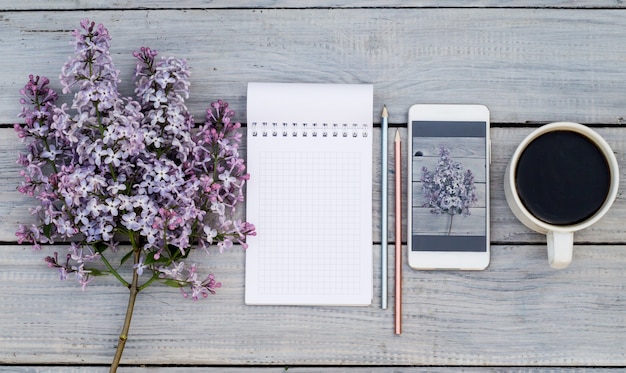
[504,122,619,269]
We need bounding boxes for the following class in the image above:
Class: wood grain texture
[2,9,626,124]
[3,3,626,370]
[6,1,626,10]
[1,243,625,366]
[3,369,622,373]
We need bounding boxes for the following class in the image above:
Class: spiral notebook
[245,82,373,306]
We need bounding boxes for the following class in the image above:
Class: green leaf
[42,223,53,239]
[93,241,109,253]
[168,244,189,259]
[161,279,184,288]
[86,268,109,276]
[120,250,134,266]
[144,252,168,265]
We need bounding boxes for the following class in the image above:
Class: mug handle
[547,231,573,269]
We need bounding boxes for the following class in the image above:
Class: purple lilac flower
[14,19,255,298]
[421,146,477,234]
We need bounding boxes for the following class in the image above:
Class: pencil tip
[382,105,388,118]
[395,129,400,140]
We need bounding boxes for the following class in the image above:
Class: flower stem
[98,250,130,288]
[109,248,141,373]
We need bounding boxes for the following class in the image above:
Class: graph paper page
[245,82,373,306]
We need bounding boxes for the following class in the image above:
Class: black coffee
[515,130,611,226]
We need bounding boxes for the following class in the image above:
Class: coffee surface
[515,130,610,226]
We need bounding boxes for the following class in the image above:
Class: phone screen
[411,121,487,252]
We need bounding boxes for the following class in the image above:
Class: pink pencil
[394,129,402,335]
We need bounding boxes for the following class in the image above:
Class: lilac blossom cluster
[15,19,254,299]
[421,146,477,217]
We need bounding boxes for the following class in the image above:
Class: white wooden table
[1,2,625,371]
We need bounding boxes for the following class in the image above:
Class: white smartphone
[407,104,490,270]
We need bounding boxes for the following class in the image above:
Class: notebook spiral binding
[250,122,369,138]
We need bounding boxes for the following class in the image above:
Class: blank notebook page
[245,82,373,306]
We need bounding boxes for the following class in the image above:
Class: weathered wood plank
[3,368,621,373]
[1,243,625,366]
[412,207,487,234]
[4,127,626,244]
[5,1,626,10]
[410,136,486,158]
[3,5,626,370]
[2,9,626,124]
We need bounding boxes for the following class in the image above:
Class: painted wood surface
[2,3,626,371]
[6,1,626,9]
[4,369,623,373]
[2,243,626,366]
[2,9,626,125]
[3,124,626,368]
